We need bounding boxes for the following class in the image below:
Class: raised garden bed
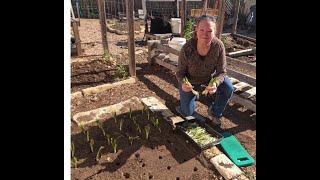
[71,58,130,93]
[71,98,221,179]
[222,34,256,68]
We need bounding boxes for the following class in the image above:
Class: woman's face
[196,20,215,44]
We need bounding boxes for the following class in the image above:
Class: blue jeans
[178,76,234,118]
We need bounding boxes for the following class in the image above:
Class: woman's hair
[196,15,217,25]
[192,15,217,39]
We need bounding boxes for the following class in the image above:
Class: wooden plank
[227,68,256,86]
[216,0,225,39]
[147,40,161,64]
[233,82,251,92]
[140,96,185,128]
[154,56,178,72]
[232,33,256,43]
[231,94,256,112]
[126,0,136,77]
[97,0,109,52]
[240,87,256,99]
[227,48,256,57]
[157,44,180,56]
[226,56,256,72]
[221,32,231,36]
[145,33,172,40]
[229,77,240,84]
[232,0,240,34]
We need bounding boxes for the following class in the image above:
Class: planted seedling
[147,111,150,121]
[110,137,118,153]
[119,119,124,131]
[86,130,90,142]
[79,124,86,136]
[113,111,117,123]
[95,119,106,136]
[89,138,95,153]
[106,134,111,145]
[152,118,161,133]
[71,156,78,169]
[129,107,132,119]
[136,123,142,134]
[144,125,151,140]
[71,142,75,158]
[128,135,140,146]
[141,103,146,116]
[132,116,137,125]
[95,146,105,162]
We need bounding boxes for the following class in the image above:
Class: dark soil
[71,109,221,180]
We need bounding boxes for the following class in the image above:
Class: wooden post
[213,0,219,9]
[202,0,208,15]
[181,0,186,37]
[114,0,117,18]
[97,0,109,53]
[126,0,136,77]
[176,0,179,17]
[72,20,82,56]
[216,0,225,39]
[84,0,90,18]
[142,0,148,33]
[76,1,81,25]
[232,0,240,34]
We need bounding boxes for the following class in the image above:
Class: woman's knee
[222,77,234,97]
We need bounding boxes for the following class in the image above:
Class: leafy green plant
[183,19,195,40]
[182,122,216,148]
[95,146,105,162]
[116,64,128,78]
[89,138,95,153]
[183,77,199,99]
[144,125,151,139]
[95,119,106,136]
[202,77,219,96]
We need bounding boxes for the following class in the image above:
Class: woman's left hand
[206,85,217,94]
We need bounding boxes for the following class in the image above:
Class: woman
[176,15,234,126]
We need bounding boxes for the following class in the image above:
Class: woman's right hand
[182,83,193,92]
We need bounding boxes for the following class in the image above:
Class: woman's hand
[182,83,193,92]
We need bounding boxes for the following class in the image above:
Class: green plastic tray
[220,132,255,167]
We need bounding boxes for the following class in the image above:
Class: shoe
[207,106,221,126]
